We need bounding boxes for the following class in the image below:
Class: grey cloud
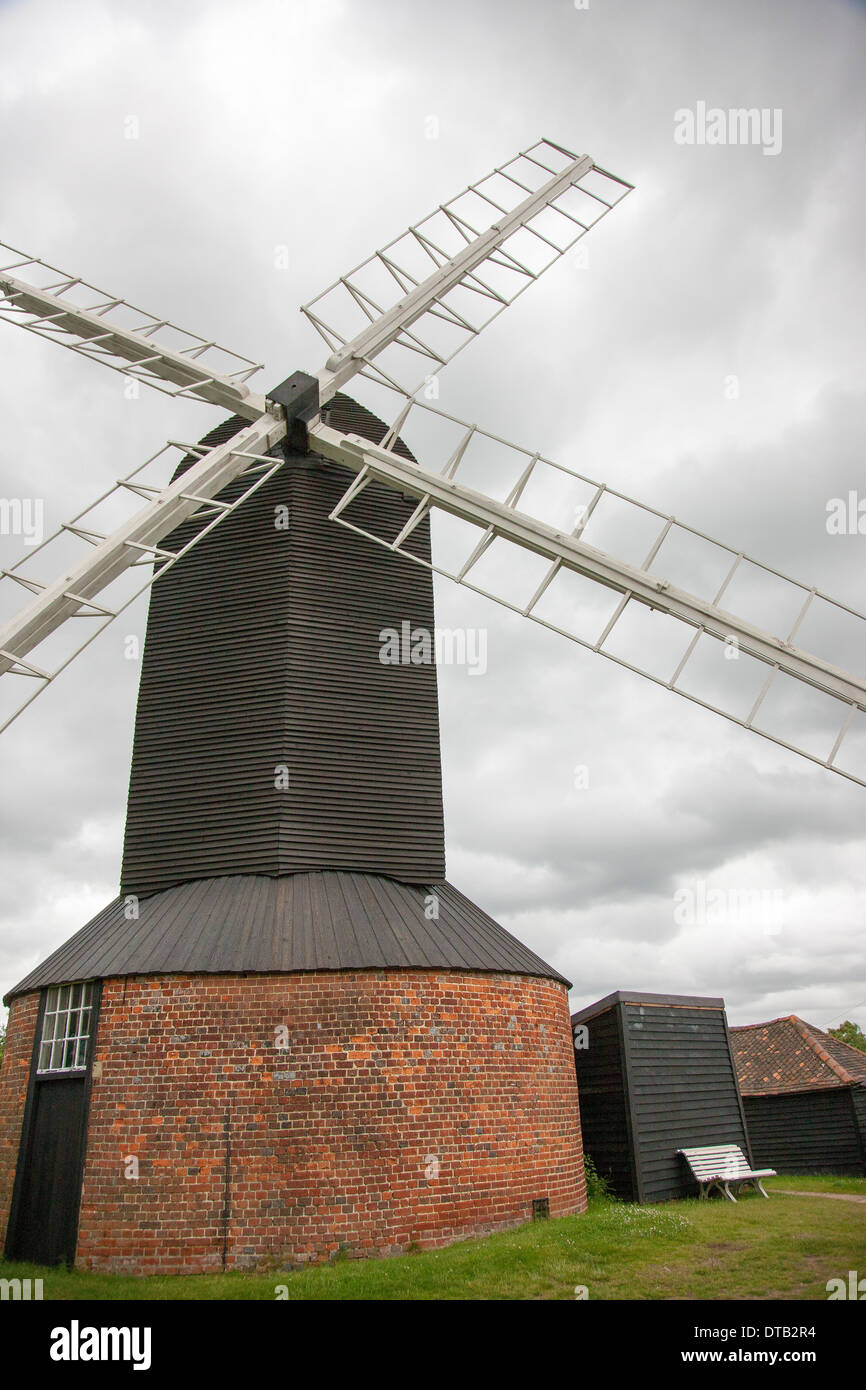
[1,0,864,1038]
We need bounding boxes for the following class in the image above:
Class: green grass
[2,1175,864,1300]
[764,1173,866,1195]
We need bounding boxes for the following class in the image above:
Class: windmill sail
[0,138,633,729]
[0,415,286,729]
[308,406,866,788]
[302,138,632,403]
[0,240,266,417]
[4,138,864,787]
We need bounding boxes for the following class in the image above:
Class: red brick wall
[72,970,584,1274]
[0,992,39,1251]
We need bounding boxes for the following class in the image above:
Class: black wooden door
[6,1075,88,1265]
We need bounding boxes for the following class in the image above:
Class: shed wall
[742,1088,866,1175]
[851,1087,866,1166]
[571,1005,635,1200]
[623,1003,750,1202]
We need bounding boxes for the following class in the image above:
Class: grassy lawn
[764,1173,866,1196]
[2,1174,864,1301]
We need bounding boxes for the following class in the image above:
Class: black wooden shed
[731,1016,866,1176]
[571,991,750,1202]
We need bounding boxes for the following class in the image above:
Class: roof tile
[731,1014,866,1095]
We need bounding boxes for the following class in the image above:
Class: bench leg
[722,1181,737,1203]
[755,1179,770,1199]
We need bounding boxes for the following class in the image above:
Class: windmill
[0,138,863,1273]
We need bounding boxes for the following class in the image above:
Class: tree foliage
[829,1020,866,1053]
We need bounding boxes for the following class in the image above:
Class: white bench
[677,1144,776,1202]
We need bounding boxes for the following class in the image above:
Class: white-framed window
[37,981,95,1073]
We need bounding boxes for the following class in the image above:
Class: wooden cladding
[121,397,446,897]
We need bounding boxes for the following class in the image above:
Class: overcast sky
[1,0,864,1033]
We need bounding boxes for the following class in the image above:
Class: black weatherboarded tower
[0,397,585,1272]
[122,396,447,894]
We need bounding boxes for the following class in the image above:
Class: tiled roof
[731,1015,866,1096]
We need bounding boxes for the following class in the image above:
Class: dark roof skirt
[5,871,570,1002]
[571,989,725,1023]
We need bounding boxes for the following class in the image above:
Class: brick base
[1,970,585,1274]
[0,992,39,1249]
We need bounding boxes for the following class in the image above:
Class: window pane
[37,980,94,1073]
